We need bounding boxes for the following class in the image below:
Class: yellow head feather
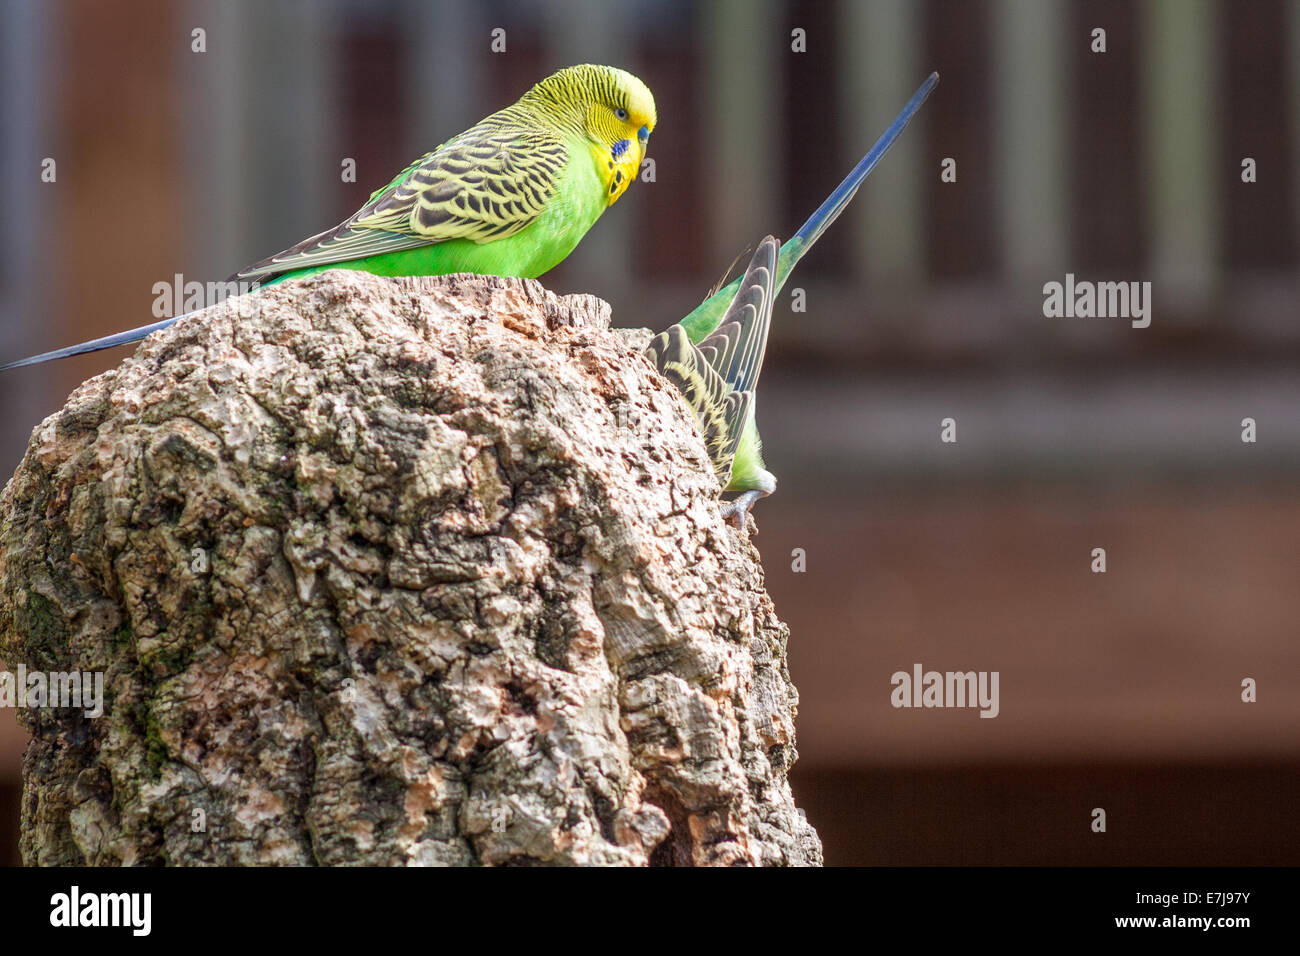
[525,65,657,205]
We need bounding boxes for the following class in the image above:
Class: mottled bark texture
[0,271,820,866]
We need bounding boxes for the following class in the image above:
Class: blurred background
[2,0,1299,865]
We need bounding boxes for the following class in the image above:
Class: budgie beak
[602,134,644,205]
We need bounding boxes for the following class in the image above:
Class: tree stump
[0,271,821,866]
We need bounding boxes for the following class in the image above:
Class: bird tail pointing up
[778,71,939,289]
[675,72,938,344]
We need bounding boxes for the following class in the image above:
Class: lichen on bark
[0,270,821,866]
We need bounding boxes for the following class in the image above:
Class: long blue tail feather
[678,72,938,343]
[0,316,183,370]
[779,71,939,287]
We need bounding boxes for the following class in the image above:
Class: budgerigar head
[525,65,657,205]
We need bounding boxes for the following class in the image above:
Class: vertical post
[841,0,925,285]
[993,0,1071,284]
[258,0,332,241]
[401,0,485,161]
[183,0,250,276]
[184,0,334,279]
[704,0,780,265]
[0,0,53,466]
[1288,1,1300,260]
[1141,0,1219,311]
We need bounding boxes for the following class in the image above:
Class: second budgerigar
[650,72,938,525]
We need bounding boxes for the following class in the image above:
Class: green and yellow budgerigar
[647,237,778,526]
[2,64,656,370]
[650,72,938,525]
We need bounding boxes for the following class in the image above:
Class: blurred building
[1,0,1298,865]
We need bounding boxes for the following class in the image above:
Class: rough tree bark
[0,271,821,866]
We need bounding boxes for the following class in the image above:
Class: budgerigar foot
[720,490,767,529]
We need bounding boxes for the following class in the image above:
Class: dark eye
[614,107,628,121]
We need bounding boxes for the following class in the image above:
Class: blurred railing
[1,0,1298,474]
[175,0,1300,346]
